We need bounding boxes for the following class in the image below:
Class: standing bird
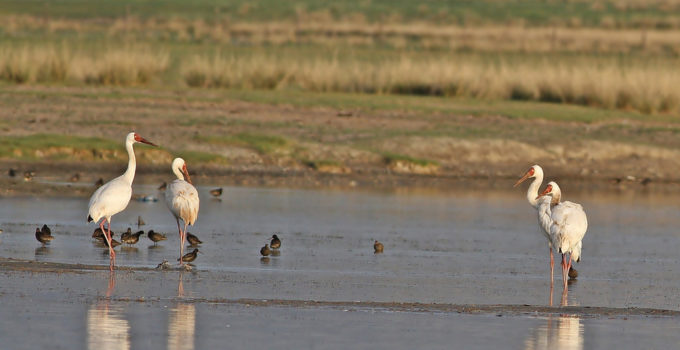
[87,132,156,271]
[374,240,384,254]
[121,228,144,245]
[210,188,222,197]
[186,232,202,246]
[147,230,167,245]
[35,227,54,245]
[165,158,199,265]
[537,182,588,289]
[260,244,271,256]
[179,248,200,263]
[270,234,281,249]
[137,215,145,227]
[514,165,562,283]
[41,224,51,236]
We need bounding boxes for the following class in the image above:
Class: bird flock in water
[27,132,586,294]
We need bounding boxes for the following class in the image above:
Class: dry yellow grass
[4,14,680,53]
[182,53,680,114]
[0,45,168,85]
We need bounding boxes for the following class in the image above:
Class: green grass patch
[174,150,227,164]
[0,134,119,160]
[382,152,438,167]
[195,132,291,154]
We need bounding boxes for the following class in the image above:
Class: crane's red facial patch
[528,167,535,176]
[134,134,157,146]
[537,184,553,198]
[513,167,535,187]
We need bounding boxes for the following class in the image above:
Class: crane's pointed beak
[182,164,193,185]
[514,172,531,187]
[134,134,157,147]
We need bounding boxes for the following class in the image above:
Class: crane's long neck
[527,172,543,208]
[173,166,184,180]
[122,140,136,184]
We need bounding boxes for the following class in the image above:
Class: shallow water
[1,185,680,349]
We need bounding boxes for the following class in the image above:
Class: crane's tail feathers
[87,215,93,223]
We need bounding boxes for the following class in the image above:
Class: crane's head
[127,132,157,147]
[172,157,192,184]
[536,181,562,204]
[513,164,543,187]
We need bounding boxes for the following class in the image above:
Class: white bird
[537,181,588,289]
[165,158,200,265]
[514,165,557,281]
[87,132,156,271]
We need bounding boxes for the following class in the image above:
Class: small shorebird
[137,215,145,227]
[35,227,54,245]
[158,181,167,191]
[186,232,202,246]
[24,171,34,181]
[41,224,51,236]
[70,173,81,182]
[209,188,223,197]
[103,237,122,248]
[374,240,384,253]
[94,178,104,188]
[121,228,144,245]
[147,230,167,245]
[8,168,16,177]
[270,234,281,249]
[260,244,271,256]
[92,227,115,240]
[179,248,199,263]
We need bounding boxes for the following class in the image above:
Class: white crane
[514,165,557,281]
[165,158,200,265]
[538,181,588,289]
[87,132,156,271]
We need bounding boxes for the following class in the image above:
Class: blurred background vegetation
[1,0,679,114]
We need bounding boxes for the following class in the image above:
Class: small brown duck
[103,237,122,248]
[179,248,199,263]
[568,266,578,279]
[270,234,281,249]
[35,227,54,245]
[70,173,81,182]
[41,224,51,236]
[158,181,167,191]
[147,230,167,245]
[121,228,144,245]
[92,227,115,241]
[260,244,271,256]
[374,240,384,254]
[23,171,34,182]
[186,232,202,246]
[210,187,223,197]
[94,178,104,188]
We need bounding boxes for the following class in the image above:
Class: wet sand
[1,185,680,348]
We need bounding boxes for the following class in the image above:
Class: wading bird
[179,248,199,263]
[87,132,156,271]
[260,244,271,257]
[165,158,200,265]
[209,188,222,197]
[147,230,167,245]
[270,234,281,249]
[374,240,384,254]
[537,182,588,289]
[35,227,54,245]
[186,232,202,246]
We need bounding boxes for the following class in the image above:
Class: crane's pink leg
[105,218,115,271]
[561,253,568,290]
[176,218,184,265]
[549,247,554,285]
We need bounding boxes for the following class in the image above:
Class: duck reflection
[87,273,131,350]
[168,273,196,350]
[524,314,583,350]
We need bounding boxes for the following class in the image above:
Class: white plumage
[165,158,200,264]
[514,164,557,281]
[538,181,588,289]
[87,132,156,271]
